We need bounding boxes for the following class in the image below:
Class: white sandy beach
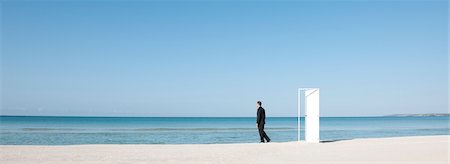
[1,135,448,164]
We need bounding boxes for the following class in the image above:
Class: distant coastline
[385,113,450,117]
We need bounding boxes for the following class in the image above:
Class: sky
[0,0,448,117]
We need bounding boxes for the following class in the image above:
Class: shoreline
[1,135,448,163]
[1,134,449,146]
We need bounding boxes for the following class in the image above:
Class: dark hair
[257,101,262,106]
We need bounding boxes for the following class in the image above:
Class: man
[256,101,271,143]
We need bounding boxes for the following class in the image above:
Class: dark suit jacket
[256,107,266,125]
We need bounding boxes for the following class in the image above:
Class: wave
[10,127,450,133]
[16,127,296,132]
[109,127,296,132]
[21,128,85,131]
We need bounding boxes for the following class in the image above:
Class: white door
[305,89,320,143]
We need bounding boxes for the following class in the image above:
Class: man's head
[256,101,262,107]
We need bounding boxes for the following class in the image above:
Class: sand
[1,135,448,164]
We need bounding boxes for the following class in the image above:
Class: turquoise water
[0,116,448,145]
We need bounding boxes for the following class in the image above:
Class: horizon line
[1,113,449,118]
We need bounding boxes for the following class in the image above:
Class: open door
[298,88,320,143]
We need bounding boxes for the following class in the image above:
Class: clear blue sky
[1,0,448,117]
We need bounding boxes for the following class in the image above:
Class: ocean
[0,116,448,145]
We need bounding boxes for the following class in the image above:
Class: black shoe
[266,139,271,143]
[260,141,265,143]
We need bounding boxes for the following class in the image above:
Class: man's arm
[256,108,261,124]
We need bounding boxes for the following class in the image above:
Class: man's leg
[258,125,265,142]
[260,124,270,142]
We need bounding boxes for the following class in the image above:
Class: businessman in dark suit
[256,101,271,143]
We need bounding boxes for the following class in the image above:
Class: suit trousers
[258,123,270,142]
